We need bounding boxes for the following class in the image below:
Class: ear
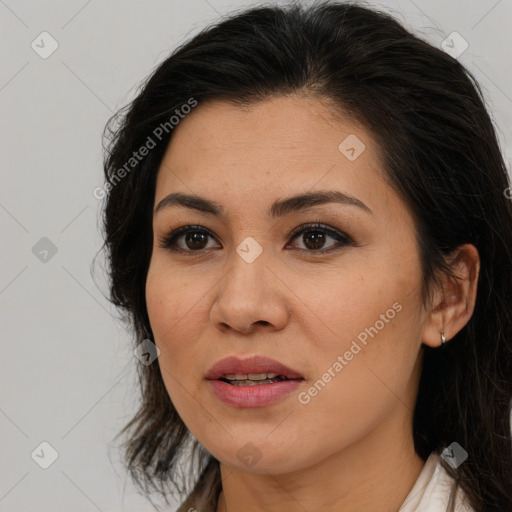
[421,244,480,348]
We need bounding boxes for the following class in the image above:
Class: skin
[145,95,480,512]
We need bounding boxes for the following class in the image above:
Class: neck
[215,408,426,512]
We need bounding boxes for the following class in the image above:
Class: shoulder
[175,491,217,512]
[176,496,215,512]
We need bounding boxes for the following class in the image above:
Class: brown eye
[183,231,209,250]
[287,223,353,254]
[159,223,353,255]
[159,226,219,253]
[300,230,328,250]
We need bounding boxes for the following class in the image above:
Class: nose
[209,251,291,335]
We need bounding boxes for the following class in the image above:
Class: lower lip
[207,379,303,408]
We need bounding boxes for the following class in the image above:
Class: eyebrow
[154,190,373,218]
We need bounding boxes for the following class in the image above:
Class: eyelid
[287,221,354,244]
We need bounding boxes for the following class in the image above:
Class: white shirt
[399,452,475,512]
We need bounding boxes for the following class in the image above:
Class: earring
[441,331,446,345]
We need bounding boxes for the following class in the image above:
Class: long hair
[99,2,512,510]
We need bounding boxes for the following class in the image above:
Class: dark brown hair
[99,1,512,510]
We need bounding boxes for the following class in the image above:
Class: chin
[205,435,313,475]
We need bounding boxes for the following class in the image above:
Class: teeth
[225,373,280,381]
[230,379,279,386]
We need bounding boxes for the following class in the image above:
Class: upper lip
[205,355,304,380]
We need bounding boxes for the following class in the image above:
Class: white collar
[398,452,474,512]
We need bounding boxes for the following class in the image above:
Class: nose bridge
[225,235,270,299]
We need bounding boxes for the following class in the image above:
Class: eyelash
[157,221,354,256]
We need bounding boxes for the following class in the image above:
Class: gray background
[1,0,511,511]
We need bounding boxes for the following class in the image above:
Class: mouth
[217,373,299,386]
[205,355,305,408]
[205,355,304,383]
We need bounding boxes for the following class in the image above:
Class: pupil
[186,232,207,250]
[304,231,325,250]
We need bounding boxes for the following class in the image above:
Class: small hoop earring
[441,331,446,345]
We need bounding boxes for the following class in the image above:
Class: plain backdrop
[1,0,511,510]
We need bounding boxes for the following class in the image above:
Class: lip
[205,355,304,380]
[207,378,303,408]
[205,355,304,408]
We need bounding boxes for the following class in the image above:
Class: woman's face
[146,95,428,474]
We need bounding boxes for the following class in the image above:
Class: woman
[100,2,512,511]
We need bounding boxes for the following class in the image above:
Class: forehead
[154,96,392,218]
[161,95,376,161]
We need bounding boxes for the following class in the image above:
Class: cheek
[298,250,424,410]
[288,246,420,356]
[145,261,213,408]
[288,292,423,464]
[145,263,197,377]
[145,269,192,422]
[145,260,197,337]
